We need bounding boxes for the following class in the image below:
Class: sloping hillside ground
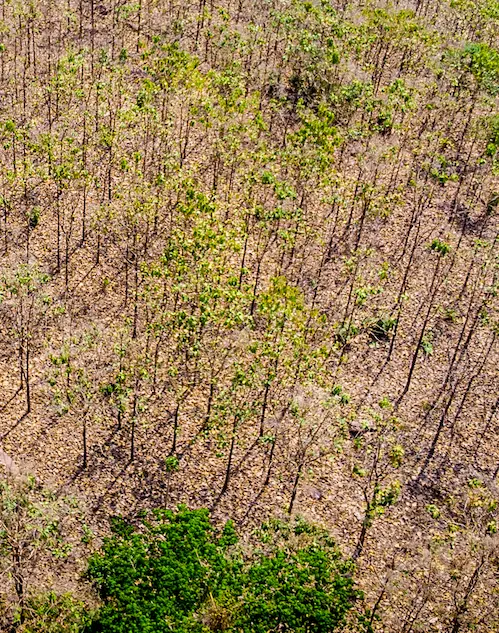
[0,0,498,629]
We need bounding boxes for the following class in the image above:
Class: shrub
[368,316,397,342]
[86,507,236,633]
[430,238,451,255]
[86,507,368,633]
[14,593,91,633]
[232,518,365,633]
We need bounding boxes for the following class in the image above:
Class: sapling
[350,403,404,560]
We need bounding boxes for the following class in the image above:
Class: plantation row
[0,0,498,631]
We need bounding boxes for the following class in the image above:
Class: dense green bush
[231,518,366,633]
[86,507,367,633]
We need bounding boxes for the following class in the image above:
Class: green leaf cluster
[86,507,366,633]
